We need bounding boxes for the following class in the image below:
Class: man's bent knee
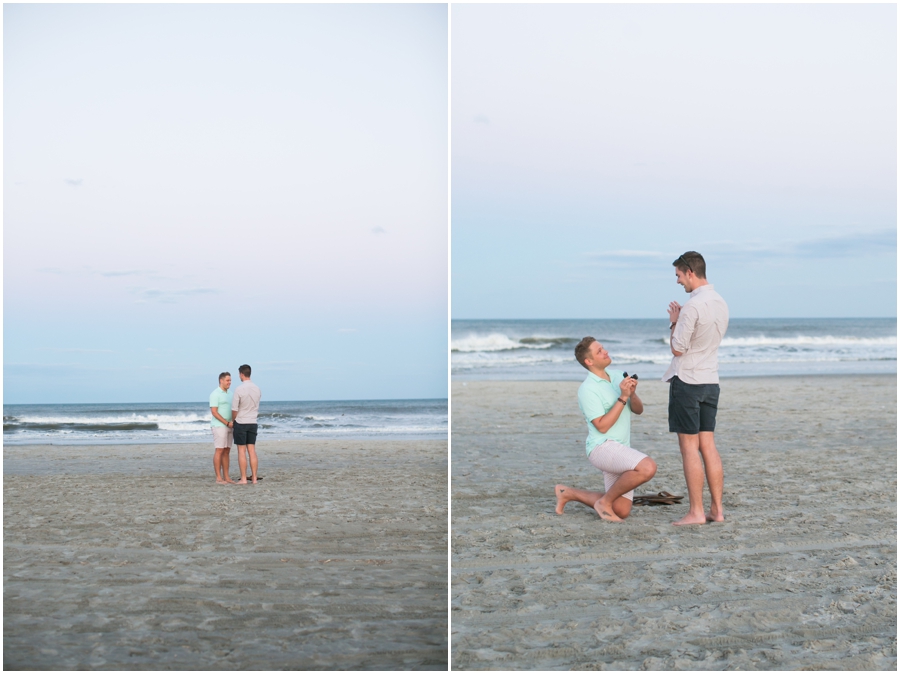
[613,498,633,519]
[636,457,657,479]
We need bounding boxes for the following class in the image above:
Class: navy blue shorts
[668,377,720,434]
[233,422,258,446]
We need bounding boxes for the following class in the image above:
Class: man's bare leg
[247,445,258,483]
[594,457,657,523]
[699,431,724,521]
[214,448,226,484]
[673,433,707,526]
[221,447,235,484]
[555,485,632,518]
[555,485,603,514]
[237,445,248,484]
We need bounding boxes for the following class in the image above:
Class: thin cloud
[98,270,156,278]
[338,328,357,333]
[132,287,220,303]
[38,267,159,279]
[792,229,896,258]
[703,229,896,260]
[65,179,83,187]
[581,250,670,268]
[372,226,387,235]
[36,347,116,353]
[474,115,490,124]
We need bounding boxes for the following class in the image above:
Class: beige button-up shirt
[231,380,262,424]
[663,284,729,385]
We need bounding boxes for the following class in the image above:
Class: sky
[451,3,897,319]
[4,4,448,404]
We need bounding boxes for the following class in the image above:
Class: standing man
[231,364,262,484]
[555,338,657,523]
[665,251,729,525]
[210,372,235,484]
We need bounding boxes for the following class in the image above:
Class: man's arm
[230,389,241,424]
[211,407,230,425]
[590,378,637,433]
[670,303,698,357]
[630,389,644,415]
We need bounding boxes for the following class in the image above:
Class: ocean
[452,317,897,380]
[3,398,448,446]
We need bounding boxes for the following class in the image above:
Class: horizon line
[3,396,449,407]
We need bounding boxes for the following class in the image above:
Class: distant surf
[3,399,448,445]
[452,317,897,380]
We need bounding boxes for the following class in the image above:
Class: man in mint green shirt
[555,337,657,523]
[210,372,235,484]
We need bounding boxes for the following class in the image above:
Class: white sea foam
[451,333,558,352]
[720,335,897,348]
[451,334,526,352]
[11,413,207,425]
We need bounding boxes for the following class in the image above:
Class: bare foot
[237,479,248,484]
[224,479,236,484]
[555,484,571,515]
[216,479,227,484]
[672,513,707,526]
[706,510,725,522]
[594,498,624,523]
[251,478,258,484]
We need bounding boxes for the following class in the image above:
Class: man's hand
[668,301,682,324]
[619,377,637,399]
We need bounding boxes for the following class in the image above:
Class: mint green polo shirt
[577,370,631,456]
[209,387,233,428]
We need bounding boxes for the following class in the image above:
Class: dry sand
[451,375,897,670]
[4,438,447,670]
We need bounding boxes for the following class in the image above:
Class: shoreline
[452,370,897,382]
[4,439,448,669]
[2,433,448,448]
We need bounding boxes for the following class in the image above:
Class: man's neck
[692,278,710,290]
[587,365,610,380]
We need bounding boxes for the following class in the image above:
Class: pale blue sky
[5,4,448,404]
[452,3,896,319]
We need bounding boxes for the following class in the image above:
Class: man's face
[675,268,695,293]
[585,341,612,369]
[221,375,232,391]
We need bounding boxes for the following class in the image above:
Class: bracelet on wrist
[617,397,627,405]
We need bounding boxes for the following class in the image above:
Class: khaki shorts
[587,439,648,501]
[212,426,233,449]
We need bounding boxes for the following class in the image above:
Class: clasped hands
[619,376,638,399]
[668,301,682,325]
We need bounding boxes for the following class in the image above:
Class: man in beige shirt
[231,364,262,484]
[664,251,729,526]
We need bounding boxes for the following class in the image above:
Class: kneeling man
[555,337,657,523]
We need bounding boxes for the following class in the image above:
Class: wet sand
[4,438,447,670]
[451,375,896,670]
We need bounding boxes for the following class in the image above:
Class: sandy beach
[451,375,897,670]
[4,438,448,670]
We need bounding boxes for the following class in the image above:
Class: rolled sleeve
[672,305,698,354]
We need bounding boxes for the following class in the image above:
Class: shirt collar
[691,284,714,297]
[588,371,612,383]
